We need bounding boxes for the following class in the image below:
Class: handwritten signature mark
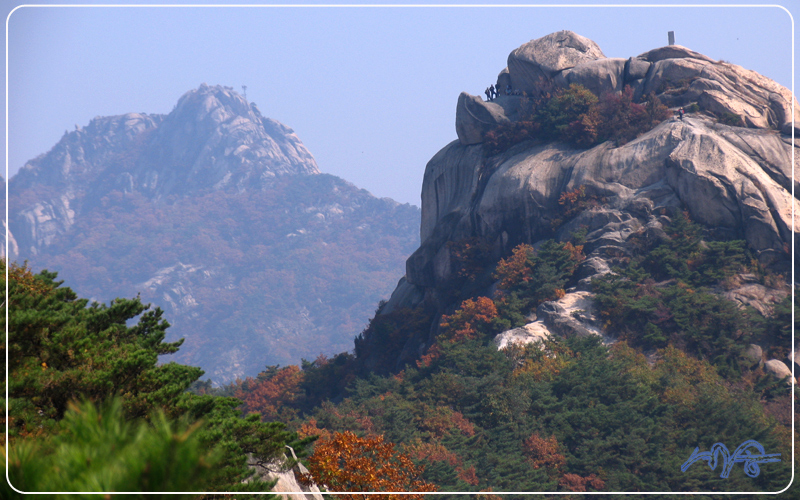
[681,440,781,478]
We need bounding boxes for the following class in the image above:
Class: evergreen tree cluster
[298,336,791,494]
[592,212,794,379]
[2,260,310,497]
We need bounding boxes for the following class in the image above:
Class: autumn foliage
[522,433,566,472]
[302,430,437,499]
[439,297,498,343]
[558,473,606,492]
[522,432,605,492]
[483,84,671,154]
[417,297,499,368]
[494,244,535,290]
[551,184,601,229]
[235,365,304,421]
[509,341,574,382]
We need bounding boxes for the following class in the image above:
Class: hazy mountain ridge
[9,84,321,258]
[8,84,419,383]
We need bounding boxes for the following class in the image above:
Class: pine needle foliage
[301,336,790,493]
[591,214,770,377]
[3,398,216,498]
[2,260,309,497]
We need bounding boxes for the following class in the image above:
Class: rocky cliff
[382,31,797,373]
[8,84,420,383]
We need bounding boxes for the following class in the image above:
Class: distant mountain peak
[137,83,320,196]
[9,84,321,256]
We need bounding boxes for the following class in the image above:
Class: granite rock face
[441,116,798,272]
[553,58,627,100]
[246,455,324,500]
[137,84,319,197]
[506,31,605,91]
[455,92,511,145]
[384,32,796,366]
[764,359,795,385]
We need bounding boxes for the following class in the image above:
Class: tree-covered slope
[26,173,419,383]
[231,224,795,494]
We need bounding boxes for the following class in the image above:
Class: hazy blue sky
[4,1,795,206]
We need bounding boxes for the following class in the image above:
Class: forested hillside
[23,173,419,383]
[229,221,795,494]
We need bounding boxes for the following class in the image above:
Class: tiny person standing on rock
[679,107,685,120]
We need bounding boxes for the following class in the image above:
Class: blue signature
[681,440,781,478]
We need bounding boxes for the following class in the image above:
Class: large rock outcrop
[456,31,799,145]
[386,32,798,364]
[506,31,605,91]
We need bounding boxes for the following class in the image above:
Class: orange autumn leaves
[300,430,437,500]
[235,367,440,496]
[523,433,605,492]
[439,297,498,344]
[417,297,498,368]
[235,365,304,421]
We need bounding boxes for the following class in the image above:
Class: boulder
[535,291,603,339]
[637,45,716,63]
[722,282,788,317]
[496,67,511,91]
[455,92,511,145]
[574,256,612,282]
[247,455,324,500]
[582,219,642,254]
[665,121,799,260]
[507,31,604,92]
[697,90,767,129]
[641,220,670,246]
[764,359,794,385]
[624,57,651,82]
[744,344,763,367]
[623,197,655,218]
[493,321,550,350]
[642,58,716,97]
[640,57,800,133]
[570,253,611,292]
[554,58,627,97]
